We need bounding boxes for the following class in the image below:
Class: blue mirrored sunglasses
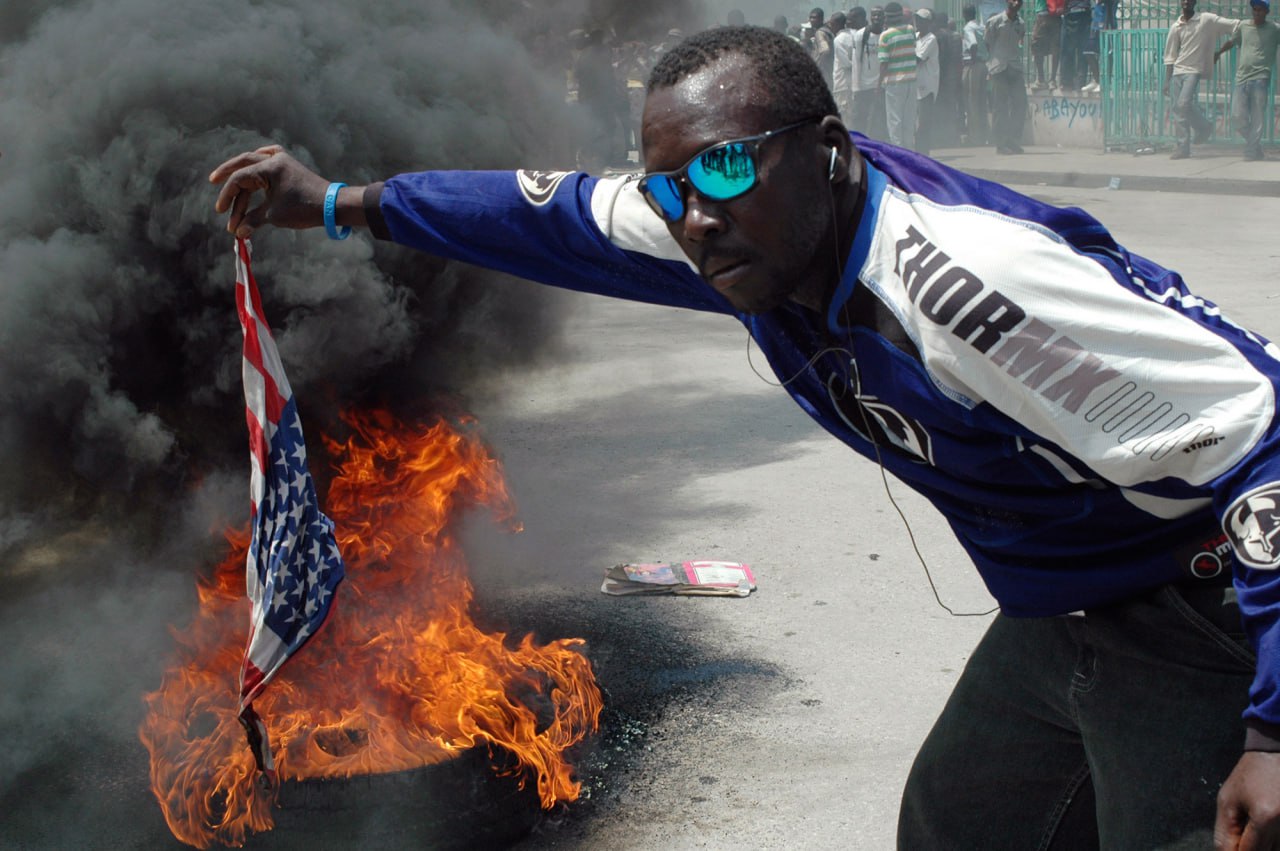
[637,117,823,222]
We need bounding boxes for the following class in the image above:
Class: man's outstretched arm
[209,145,731,315]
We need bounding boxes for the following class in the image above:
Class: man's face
[1181,0,1196,18]
[641,55,831,314]
[1253,4,1269,24]
[810,9,825,28]
[851,9,869,29]
[1007,0,1022,17]
[871,9,885,30]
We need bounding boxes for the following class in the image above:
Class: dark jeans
[1059,10,1091,90]
[898,584,1255,849]
[989,65,1027,148]
[916,93,936,155]
[963,62,989,145]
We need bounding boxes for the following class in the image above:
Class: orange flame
[139,411,603,848]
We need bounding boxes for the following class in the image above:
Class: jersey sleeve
[861,183,1280,741]
[366,169,734,315]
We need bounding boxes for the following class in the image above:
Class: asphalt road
[3,185,1278,850]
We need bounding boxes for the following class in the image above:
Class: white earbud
[828,147,839,180]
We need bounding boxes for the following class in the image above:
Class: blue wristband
[323,182,351,241]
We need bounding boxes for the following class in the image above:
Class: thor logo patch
[516,170,571,206]
[1225,484,1280,569]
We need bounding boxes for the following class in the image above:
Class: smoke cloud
[0,0,700,552]
[0,0,705,844]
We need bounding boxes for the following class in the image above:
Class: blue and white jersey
[366,135,1280,734]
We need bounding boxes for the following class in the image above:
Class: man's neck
[789,154,868,315]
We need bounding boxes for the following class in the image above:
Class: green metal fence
[1100,26,1277,147]
[1113,0,1235,29]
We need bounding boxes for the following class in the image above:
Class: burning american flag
[233,238,345,778]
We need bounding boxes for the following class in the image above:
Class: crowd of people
[570,0,1280,165]
[784,0,1113,155]
[806,1,1033,154]
[569,1,1076,161]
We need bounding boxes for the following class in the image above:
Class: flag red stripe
[245,406,268,477]
[241,660,265,699]
[237,239,269,326]
[236,282,288,427]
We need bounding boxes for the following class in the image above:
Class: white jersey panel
[589,175,697,270]
[860,188,1274,488]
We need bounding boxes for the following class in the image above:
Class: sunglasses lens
[687,142,757,201]
[640,175,685,221]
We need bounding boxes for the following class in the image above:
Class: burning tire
[259,746,544,849]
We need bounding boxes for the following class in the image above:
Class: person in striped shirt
[878,1,918,148]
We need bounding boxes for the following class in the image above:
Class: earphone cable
[746,151,996,618]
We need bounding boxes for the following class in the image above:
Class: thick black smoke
[0,0,707,555]
[2,0,708,845]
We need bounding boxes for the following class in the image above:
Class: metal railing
[1099,26,1276,147]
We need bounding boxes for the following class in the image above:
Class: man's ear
[818,115,857,185]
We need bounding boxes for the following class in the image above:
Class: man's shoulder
[1194,11,1236,27]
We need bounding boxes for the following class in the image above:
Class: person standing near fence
[987,0,1028,154]
[809,7,840,86]
[1163,0,1238,159]
[834,7,862,124]
[852,6,890,139]
[1059,0,1093,91]
[933,11,966,145]
[1031,0,1064,89]
[1215,0,1280,161]
[915,8,940,154]
[962,4,990,144]
[1081,0,1105,92]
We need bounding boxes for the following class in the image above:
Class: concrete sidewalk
[930,143,1280,196]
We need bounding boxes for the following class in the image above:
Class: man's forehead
[643,57,770,133]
